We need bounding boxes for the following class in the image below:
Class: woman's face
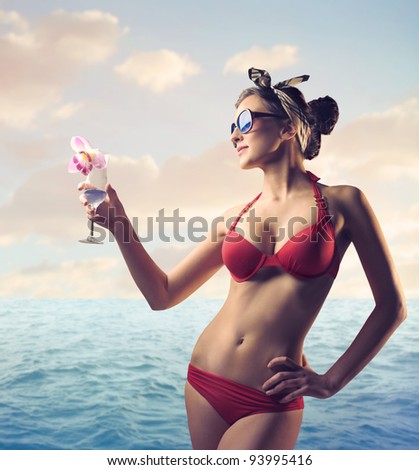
[231,94,288,170]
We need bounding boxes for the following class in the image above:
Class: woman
[79,67,406,450]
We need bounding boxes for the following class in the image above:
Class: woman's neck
[260,146,308,200]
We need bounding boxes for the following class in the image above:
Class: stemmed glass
[79,163,108,244]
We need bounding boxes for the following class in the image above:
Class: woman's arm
[263,185,407,400]
[80,183,226,311]
[322,186,407,392]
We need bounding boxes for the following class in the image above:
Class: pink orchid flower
[68,136,106,176]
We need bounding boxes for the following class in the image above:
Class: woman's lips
[237,146,248,155]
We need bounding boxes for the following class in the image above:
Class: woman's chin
[239,157,257,170]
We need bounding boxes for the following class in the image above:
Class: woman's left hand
[262,355,337,403]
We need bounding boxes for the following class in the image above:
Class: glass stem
[90,209,95,237]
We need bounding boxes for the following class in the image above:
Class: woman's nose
[230,127,241,148]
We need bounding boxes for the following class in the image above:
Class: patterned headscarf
[248,67,310,151]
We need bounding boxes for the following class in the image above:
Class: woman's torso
[190,173,351,393]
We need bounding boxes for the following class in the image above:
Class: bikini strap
[229,193,262,231]
[306,171,328,214]
[229,173,329,233]
[306,171,335,234]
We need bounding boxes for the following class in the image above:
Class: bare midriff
[190,268,334,394]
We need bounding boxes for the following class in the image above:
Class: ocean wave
[0,297,417,450]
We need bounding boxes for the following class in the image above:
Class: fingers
[263,355,327,401]
[78,182,95,207]
[105,184,121,208]
[78,181,114,194]
[267,356,299,370]
[263,356,306,400]
[263,370,308,402]
[277,385,308,403]
[77,182,123,233]
[262,370,297,393]
[78,181,96,191]
[79,203,95,219]
[78,183,114,206]
[79,193,93,209]
[263,374,307,403]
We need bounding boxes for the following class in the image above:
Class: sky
[0,0,418,300]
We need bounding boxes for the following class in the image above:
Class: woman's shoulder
[321,181,375,234]
[321,180,366,210]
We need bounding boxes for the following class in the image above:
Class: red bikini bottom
[187,363,304,425]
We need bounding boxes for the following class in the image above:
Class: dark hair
[236,86,339,160]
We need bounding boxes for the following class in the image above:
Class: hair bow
[248,67,310,151]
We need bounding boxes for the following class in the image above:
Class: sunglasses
[230,108,285,134]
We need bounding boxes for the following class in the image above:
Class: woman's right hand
[78,182,127,234]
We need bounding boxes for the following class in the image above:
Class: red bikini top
[222,171,340,282]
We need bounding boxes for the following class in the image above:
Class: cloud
[0,95,418,298]
[114,49,201,93]
[304,96,419,299]
[0,143,234,298]
[306,96,419,200]
[0,10,28,30]
[0,143,256,246]
[0,257,121,298]
[51,101,85,120]
[41,9,120,64]
[223,44,299,75]
[0,245,229,299]
[0,9,122,128]
[0,135,66,166]
[2,95,418,240]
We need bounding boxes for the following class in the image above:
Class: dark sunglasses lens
[230,123,236,134]
[238,109,252,133]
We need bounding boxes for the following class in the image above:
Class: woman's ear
[279,120,297,141]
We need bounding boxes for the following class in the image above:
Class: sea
[0,297,418,450]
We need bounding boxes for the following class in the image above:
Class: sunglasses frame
[231,108,286,134]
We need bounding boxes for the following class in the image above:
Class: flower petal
[70,136,92,153]
[70,152,93,175]
[68,158,79,173]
